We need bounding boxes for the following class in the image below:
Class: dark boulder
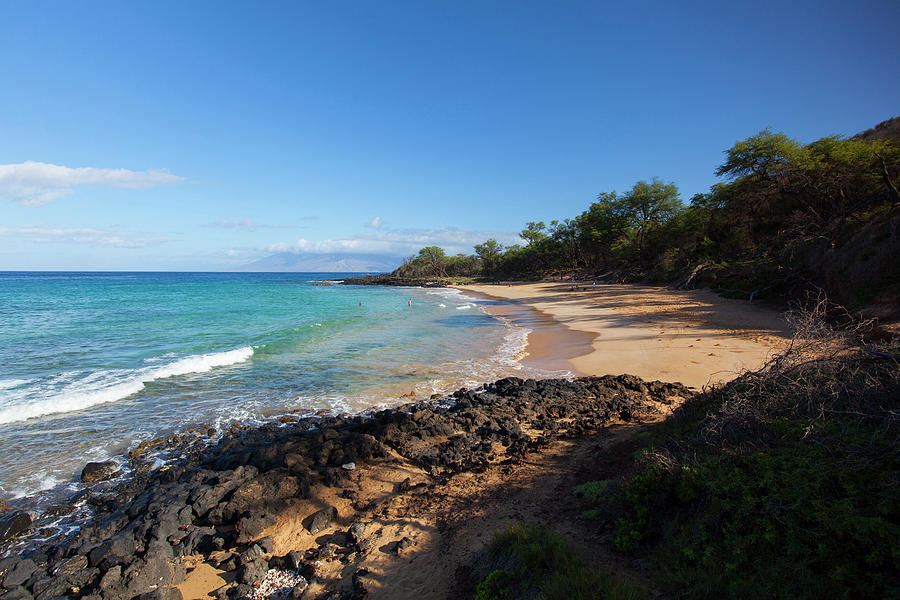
[238,544,264,565]
[49,554,88,584]
[88,533,135,569]
[0,511,32,543]
[303,506,337,534]
[257,536,275,554]
[81,461,121,483]
[284,550,303,571]
[98,565,122,592]
[0,586,33,600]
[136,588,183,600]
[237,559,267,585]
[347,522,367,545]
[123,554,174,598]
[1,559,37,589]
[234,513,276,545]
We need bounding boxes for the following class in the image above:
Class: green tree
[417,246,447,277]
[620,178,682,251]
[791,136,900,233]
[716,129,801,181]
[520,221,548,247]
[474,238,505,275]
[575,191,631,267]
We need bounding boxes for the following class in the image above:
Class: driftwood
[676,262,710,290]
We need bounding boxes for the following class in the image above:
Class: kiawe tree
[474,238,504,275]
[715,128,802,181]
[620,178,682,251]
[575,191,631,267]
[417,246,447,277]
[519,221,548,247]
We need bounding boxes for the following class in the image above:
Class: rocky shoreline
[337,275,447,287]
[0,375,690,600]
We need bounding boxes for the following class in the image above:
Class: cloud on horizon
[0,226,172,248]
[0,161,185,206]
[263,226,522,258]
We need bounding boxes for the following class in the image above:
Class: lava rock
[347,522,366,545]
[136,588,183,600]
[0,511,32,543]
[81,461,121,483]
[234,514,277,545]
[1,559,36,589]
[258,536,275,554]
[239,544,264,565]
[237,559,267,585]
[303,506,337,534]
[0,587,33,600]
[123,554,174,598]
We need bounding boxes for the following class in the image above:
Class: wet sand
[459,281,791,389]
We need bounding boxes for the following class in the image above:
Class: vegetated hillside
[392,117,900,314]
[472,306,899,600]
[856,115,900,142]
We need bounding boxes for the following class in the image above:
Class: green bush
[473,523,647,600]
[602,342,900,599]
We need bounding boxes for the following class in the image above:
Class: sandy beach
[458,281,791,389]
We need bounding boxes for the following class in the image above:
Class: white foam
[496,323,532,367]
[426,288,478,303]
[0,347,254,425]
[456,304,475,310]
[9,472,62,499]
[0,379,31,390]
[143,352,176,364]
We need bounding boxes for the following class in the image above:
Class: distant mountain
[235,252,402,273]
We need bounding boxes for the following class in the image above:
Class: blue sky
[1,1,898,271]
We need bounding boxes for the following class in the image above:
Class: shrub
[473,523,647,600]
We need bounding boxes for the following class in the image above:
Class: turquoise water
[0,272,544,504]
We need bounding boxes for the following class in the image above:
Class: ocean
[0,272,555,508]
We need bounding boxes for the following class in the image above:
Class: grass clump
[573,479,613,521]
[474,523,646,600]
[578,300,899,598]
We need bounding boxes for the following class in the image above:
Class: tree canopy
[391,117,899,308]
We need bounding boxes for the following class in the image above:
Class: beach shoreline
[0,282,796,600]
[0,372,692,600]
[458,281,791,389]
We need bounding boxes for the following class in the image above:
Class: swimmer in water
[408,298,412,307]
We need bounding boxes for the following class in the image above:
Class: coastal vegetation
[561,303,899,599]
[474,524,645,600]
[391,117,900,310]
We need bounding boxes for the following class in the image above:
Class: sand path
[458,281,791,389]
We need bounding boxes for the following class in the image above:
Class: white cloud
[207,219,298,231]
[0,161,185,206]
[0,226,172,248]
[366,216,383,229]
[264,227,521,257]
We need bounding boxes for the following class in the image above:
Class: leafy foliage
[391,117,900,309]
[577,311,900,599]
[473,523,647,600]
